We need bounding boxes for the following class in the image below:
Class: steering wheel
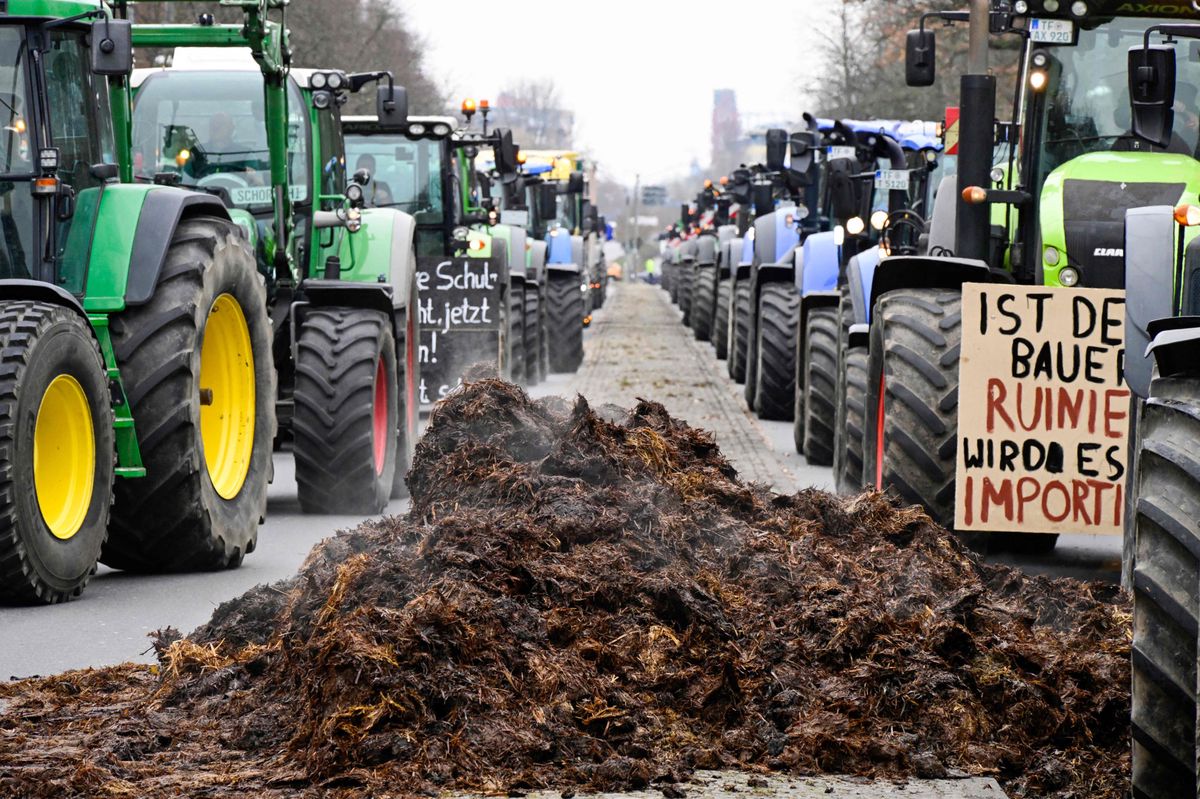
[198,172,251,192]
[882,210,927,257]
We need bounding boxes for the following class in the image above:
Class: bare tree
[491,78,576,149]
[808,0,1018,123]
[127,1,445,111]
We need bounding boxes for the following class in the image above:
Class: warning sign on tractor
[955,284,1128,535]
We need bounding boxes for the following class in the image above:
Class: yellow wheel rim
[34,375,95,540]
[200,294,256,500]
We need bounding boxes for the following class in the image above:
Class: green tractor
[0,1,275,604]
[867,2,1200,531]
[124,1,422,515]
[874,6,1200,792]
[341,107,525,401]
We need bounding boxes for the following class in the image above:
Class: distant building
[711,89,741,171]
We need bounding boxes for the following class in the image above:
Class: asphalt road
[0,457,408,679]
[0,279,1121,682]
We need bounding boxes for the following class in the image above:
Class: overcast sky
[403,0,837,186]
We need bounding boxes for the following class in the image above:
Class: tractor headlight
[870,210,889,231]
[990,167,1005,184]
[846,216,866,236]
[345,182,364,205]
[1014,0,1028,12]
[312,90,332,110]
[433,123,451,136]
[408,123,426,136]
[309,72,328,90]
[1070,1,1088,18]
[1043,245,1060,266]
[1044,0,1060,11]
[833,225,845,247]
[452,226,470,241]
[327,71,347,91]
[1059,266,1081,287]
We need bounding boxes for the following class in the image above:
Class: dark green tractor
[125,0,422,515]
[0,1,275,603]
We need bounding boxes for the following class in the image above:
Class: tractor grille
[1062,179,1185,289]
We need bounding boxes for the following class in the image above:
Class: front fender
[1147,319,1200,380]
[85,184,232,312]
[338,207,418,310]
[846,246,883,326]
[796,231,839,298]
[0,279,89,325]
[1125,206,1182,398]
[869,255,991,314]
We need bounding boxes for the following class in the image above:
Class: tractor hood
[1039,151,1200,289]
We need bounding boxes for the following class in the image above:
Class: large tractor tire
[294,308,399,515]
[678,263,694,326]
[669,263,681,305]
[393,276,421,499]
[798,305,838,464]
[1130,376,1200,798]
[547,273,585,373]
[691,268,716,342]
[714,279,731,360]
[730,282,752,382]
[106,217,273,572]
[507,282,526,385]
[539,287,551,380]
[524,286,542,386]
[0,302,114,604]
[862,289,960,528]
[831,291,866,492]
[753,284,798,421]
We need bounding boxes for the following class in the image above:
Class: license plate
[827,146,857,162]
[228,185,306,206]
[875,169,911,191]
[1029,18,1074,44]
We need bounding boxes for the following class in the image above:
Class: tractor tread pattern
[1132,382,1200,798]
[865,289,960,528]
[691,266,715,342]
[293,307,395,515]
[0,302,112,603]
[800,306,838,464]
[105,217,273,573]
[714,279,731,360]
[730,282,752,382]
[546,274,585,373]
[753,284,798,421]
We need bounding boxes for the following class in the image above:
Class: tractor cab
[0,5,129,295]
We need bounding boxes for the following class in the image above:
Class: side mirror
[376,83,408,129]
[765,128,788,172]
[751,181,774,219]
[906,29,936,87]
[90,19,132,76]
[789,132,817,173]
[495,128,519,182]
[828,164,859,221]
[567,171,585,195]
[1129,45,1176,148]
[539,183,558,220]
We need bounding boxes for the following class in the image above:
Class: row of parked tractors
[662,2,1200,796]
[0,0,606,607]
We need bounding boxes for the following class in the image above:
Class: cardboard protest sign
[416,255,505,406]
[955,284,1128,534]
